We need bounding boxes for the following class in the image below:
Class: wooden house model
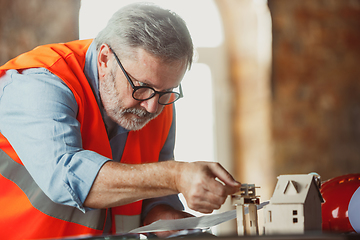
[263,174,323,235]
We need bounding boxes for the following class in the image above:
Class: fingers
[206,175,240,196]
[208,162,241,187]
[187,196,225,214]
[176,161,240,214]
[186,187,225,213]
[202,162,241,199]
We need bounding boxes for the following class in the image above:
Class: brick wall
[0,0,80,65]
[269,0,360,180]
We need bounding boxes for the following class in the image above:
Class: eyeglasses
[108,46,183,105]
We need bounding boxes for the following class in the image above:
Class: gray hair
[94,3,194,69]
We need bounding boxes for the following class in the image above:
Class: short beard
[99,69,160,131]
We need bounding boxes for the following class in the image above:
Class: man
[0,3,240,239]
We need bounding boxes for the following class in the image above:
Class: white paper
[129,201,269,233]
[130,209,236,233]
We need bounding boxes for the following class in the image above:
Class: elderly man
[0,3,240,239]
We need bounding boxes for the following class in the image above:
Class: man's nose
[140,95,159,113]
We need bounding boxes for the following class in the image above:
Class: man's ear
[98,44,111,79]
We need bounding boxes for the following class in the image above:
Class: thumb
[209,163,241,187]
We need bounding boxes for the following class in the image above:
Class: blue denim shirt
[0,42,183,216]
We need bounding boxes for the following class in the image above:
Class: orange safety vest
[0,39,173,239]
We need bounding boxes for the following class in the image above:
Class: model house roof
[270,174,323,204]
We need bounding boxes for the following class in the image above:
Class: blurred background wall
[269,0,360,181]
[0,0,80,65]
[216,0,360,204]
[0,0,359,235]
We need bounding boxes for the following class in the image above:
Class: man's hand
[84,160,240,214]
[176,161,241,214]
[143,204,193,238]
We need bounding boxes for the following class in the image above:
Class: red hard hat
[321,173,360,233]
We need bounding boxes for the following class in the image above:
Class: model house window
[268,210,272,222]
[293,209,298,223]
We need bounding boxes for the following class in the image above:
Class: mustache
[122,107,156,119]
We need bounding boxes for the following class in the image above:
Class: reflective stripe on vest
[0,149,106,230]
[114,215,141,233]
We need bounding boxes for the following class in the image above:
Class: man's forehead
[121,46,187,66]
[119,48,185,89]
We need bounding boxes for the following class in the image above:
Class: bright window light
[79,0,223,48]
[174,63,214,162]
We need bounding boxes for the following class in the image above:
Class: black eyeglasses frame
[108,45,183,105]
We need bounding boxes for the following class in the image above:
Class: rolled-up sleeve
[0,68,110,212]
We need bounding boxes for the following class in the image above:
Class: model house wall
[263,174,323,235]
